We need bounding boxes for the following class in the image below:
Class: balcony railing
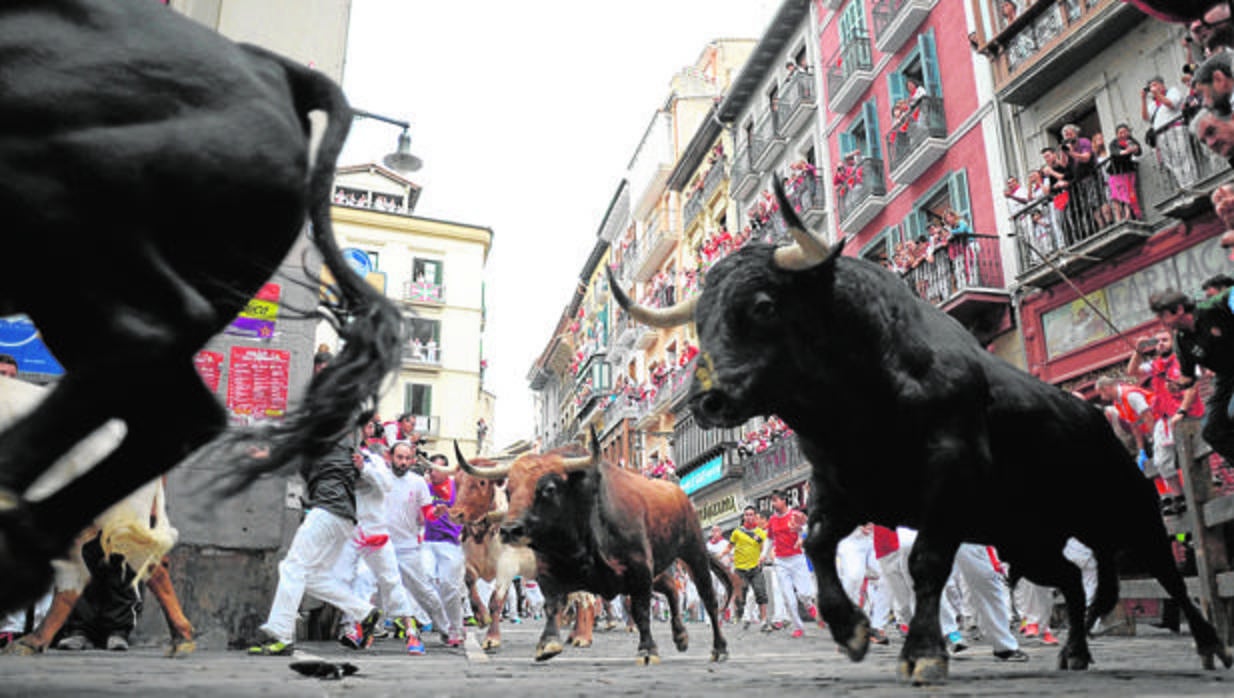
[652,355,698,413]
[872,0,934,54]
[1011,172,1153,284]
[826,35,874,114]
[402,280,444,304]
[1147,127,1232,216]
[835,157,887,232]
[886,96,947,184]
[903,234,1004,305]
[684,187,705,229]
[633,207,679,282]
[750,109,785,171]
[402,341,442,366]
[703,155,728,199]
[731,145,759,201]
[741,433,805,487]
[614,238,640,284]
[777,73,817,136]
[785,174,827,228]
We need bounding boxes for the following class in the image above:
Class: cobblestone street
[4,619,1234,697]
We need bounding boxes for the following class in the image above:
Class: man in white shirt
[1143,75,1199,188]
[385,441,450,650]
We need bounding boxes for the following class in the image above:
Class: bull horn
[485,507,508,523]
[606,267,697,328]
[770,177,847,271]
[455,441,512,479]
[561,425,602,473]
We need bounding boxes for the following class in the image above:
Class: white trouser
[774,553,814,631]
[836,529,873,606]
[425,540,466,635]
[877,547,915,627]
[260,508,373,644]
[1063,538,1098,606]
[393,543,448,631]
[333,531,415,622]
[940,544,1018,653]
[1013,577,1054,628]
[0,590,52,633]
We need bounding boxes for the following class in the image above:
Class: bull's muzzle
[690,389,738,429]
[499,521,527,545]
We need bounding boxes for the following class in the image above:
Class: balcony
[777,73,817,138]
[886,96,947,185]
[750,109,785,172]
[402,280,444,305]
[835,157,887,233]
[652,355,698,414]
[1149,130,1234,220]
[684,187,705,231]
[826,36,875,115]
[873,0,935,54]
[614,238,640,285]
[903,234,1009,332]
[785,174,827,229]
[702,155,728,200]
[731,145,759,201]
[741,433,806,487]
[402,340,442,368]
[1011,174,1154,288]
[985,0,1146,106]
[632,207,679,282]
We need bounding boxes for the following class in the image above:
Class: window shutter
[919,30,942,99]
[949,169,972,220]
[888,72,907,107]
[863,99,882,160]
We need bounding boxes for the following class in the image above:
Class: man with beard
[385,441,450,655]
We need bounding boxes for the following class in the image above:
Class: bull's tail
[222,52,404,493]
[708,554,736,611]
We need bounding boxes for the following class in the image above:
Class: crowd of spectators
[332,187,408,214]
[737,416,794,457]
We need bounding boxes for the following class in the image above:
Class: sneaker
[947,631,968,654]
[0,631,14,649]
[445,631,464,648]
[392,617,411,640]
[898,623,910,637]
[807,605,819,621]
[464,616,479,627]
[870,628,890,645]
[248,638,294,656]
[1023,623,1039,638]
[405,630,426,656]
[1041,630,1060,646]
[791,628,804,639]
[420,621,434,634]
[510,617,522,624]
[760,621,774,633]
[993,648,1030,662]
[340,608,383,650]
[105,634,129,651]
[57,632,91,651]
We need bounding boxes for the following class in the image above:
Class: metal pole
[352,108,410,130]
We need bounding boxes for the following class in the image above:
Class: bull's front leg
[804,513,866,660]
[534,583,567,661]
[147,557,195,658]
[900,533,959,686]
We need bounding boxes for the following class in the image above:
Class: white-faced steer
[610,177,1232,684]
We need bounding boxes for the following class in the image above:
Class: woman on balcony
[1106,124,1144,221]
[944,208,979,290]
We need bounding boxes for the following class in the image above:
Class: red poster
[226,346,290,423]
[193,350,225,393]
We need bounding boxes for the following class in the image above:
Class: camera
[1137,338,1158,354]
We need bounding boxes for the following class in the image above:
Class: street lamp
[352,108,423,173]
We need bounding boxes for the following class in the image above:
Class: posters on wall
[225,346,290,424]
[225,282,281,339]
[193,350,225,393]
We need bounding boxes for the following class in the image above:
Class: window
[1046,102,1101,148]
[839,0,868,43]
[862,224,902,266]
[905,170,972,240]
[362,250,380,271]
[403,382,432,417]
[840,99,883,160]
[407,317,441,362]
[888,30,942,106]
[413,258,442,285]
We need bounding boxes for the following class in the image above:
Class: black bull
[0,1,403,614]
[610,178,1232,684]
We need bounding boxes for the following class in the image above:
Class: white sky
[339,1,781,450]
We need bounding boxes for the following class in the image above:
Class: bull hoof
[569,637,592,648]
[3,637,43,656]
[636,650,661,666]
[1200,644,1233,670]
[535,640,563,661]
[166,638,196,658]
[673,631,689,653]
[841,616,872,662]
[0,497,56,617]
[482,637,501,651]
[1058,648,1092,671]
[910,656,949,686]
[710,647,729,662]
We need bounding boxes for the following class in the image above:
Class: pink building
[818,0,1012,343]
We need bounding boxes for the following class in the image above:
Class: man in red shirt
[765,490,814,638]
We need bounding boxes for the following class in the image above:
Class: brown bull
[456,434,733,664]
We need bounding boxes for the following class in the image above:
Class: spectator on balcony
[410,337,424,361]
[999,0,1018,26]
[424,338,438,363]
[1195,53,1234,116]
[1106,124,1144,221]
[1003,175,1031,216]
[905,78,928,114]
[1146,74,1201,189]
[944,208,979,288]
[1192,107,1234,164]
[1189,2,1234,57]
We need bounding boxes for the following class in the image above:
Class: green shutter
[949,169,972,220]
[863,100,882,160]
[839,130,855,160]
[919,30,942,99]
[888,72,907,107]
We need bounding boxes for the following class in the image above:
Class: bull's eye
[751,292,777,323]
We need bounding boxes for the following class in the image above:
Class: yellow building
[329,164,494,456]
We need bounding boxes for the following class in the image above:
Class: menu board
[226,346,290,423]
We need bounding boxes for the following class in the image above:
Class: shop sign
[680,454,724,494]
[697,493,739,527]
